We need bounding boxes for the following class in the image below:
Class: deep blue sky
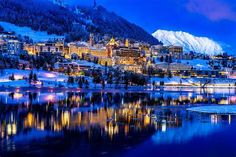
[65,0,236,52]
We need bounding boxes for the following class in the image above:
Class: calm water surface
[0,88,236,157]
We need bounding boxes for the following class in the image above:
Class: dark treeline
[0,0,160,44]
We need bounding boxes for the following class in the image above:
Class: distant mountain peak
[153,30,224,55]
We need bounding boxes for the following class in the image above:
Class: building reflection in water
[0,90,235,153]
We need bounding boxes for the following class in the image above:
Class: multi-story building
[151,45,168,55]
[168,46,183,59]
[24,41,64,55]
[118,64,143,74]
[97,57,113,66]
[67,42,89,58]
[168,46,183,54]
[7,40,23,54]
[155,62,192,72]
[24,43,35,55]
[111,45,146,73]
[0,38,6,52]
[54,61,80,73]
[90,47,109,58]
[0,32,17,40]
[38,42,64,54]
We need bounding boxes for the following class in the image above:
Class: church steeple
[125,39,129,47]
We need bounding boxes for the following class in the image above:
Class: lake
[0,88,236,157]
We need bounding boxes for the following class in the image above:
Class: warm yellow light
[26,113,34,127]
[144,115,150,126]
[12,124,17,135]
[62,111,70,127]
[14,93,23,99]
[7,124,11,135]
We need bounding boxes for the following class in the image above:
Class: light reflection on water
[0,89,236,157]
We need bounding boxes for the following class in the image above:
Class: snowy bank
[0,21,64,42]
[187,106,236,114]
[0,69,68,88]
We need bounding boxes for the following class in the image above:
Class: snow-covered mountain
[153,30,224,55]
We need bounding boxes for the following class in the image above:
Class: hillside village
[0,31,236,89]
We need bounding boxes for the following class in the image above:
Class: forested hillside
[0,0,160,44]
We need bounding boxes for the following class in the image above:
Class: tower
[89,33,94,47]
[125,39,129,47]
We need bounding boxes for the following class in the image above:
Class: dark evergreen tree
[160,56,164,62]
[9,73,15,81]
[29,71,33,82]
[78,77,83,88]
[165,55,169,63]
[102,79,105,89]
[33,73,37,81]
[169,55,173,63]
[0,0,161,44]
[167,70,172,78]
[85,80,89,89]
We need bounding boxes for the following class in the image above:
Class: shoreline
[0,85,236,93]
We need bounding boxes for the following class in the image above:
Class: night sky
[64,0,236,52]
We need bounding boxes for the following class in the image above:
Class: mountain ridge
[153,30,224,55]
[0,0,160,44]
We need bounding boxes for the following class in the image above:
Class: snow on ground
[75,60,103,68]
[150,77,192,86]
[189,77,236,86]
[0,69,67,81]
[187,106,236,114]
[0,21,64,42]
[150,76,236,87]
[1,69,236,88]
[0,69,96,88]
[180,59,211,70]
[0,80,30,88]
[0,69,68,87]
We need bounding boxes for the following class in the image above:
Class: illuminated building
[0,38,6,52]
[107,37,119,47]
[125,39,129,47]
[168,46,183,54]
[90,47,110,58]
[24,41,65,55]
[68,42,90,58]
[54,61,81,74]
[112,46,146,73]
[89,33,94,47]
[155,62,193,72]
[7,39,23,54]
[119,65,143,74]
